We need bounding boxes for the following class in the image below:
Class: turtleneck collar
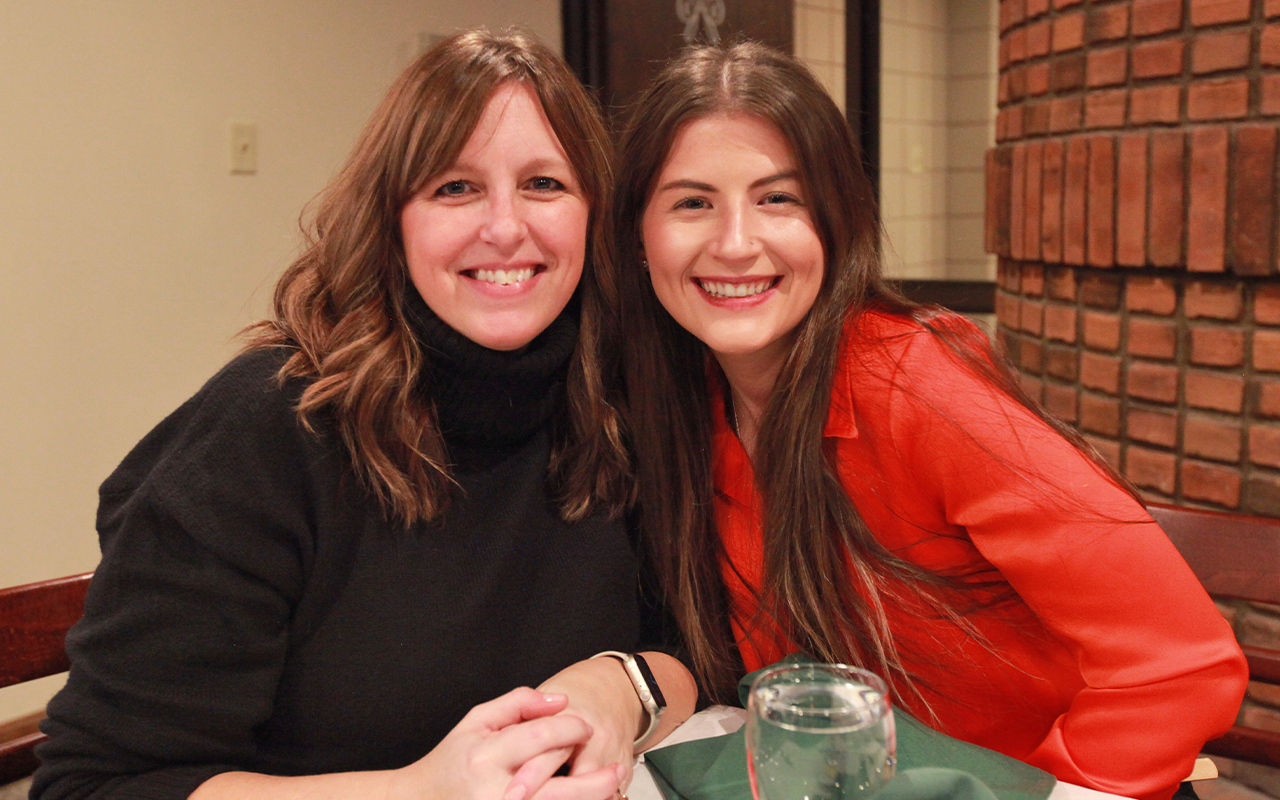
[401,287,578,450]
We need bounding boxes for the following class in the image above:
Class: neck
[714,351,784,462]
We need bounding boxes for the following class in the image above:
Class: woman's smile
[695,276,781,300]
[465,263,542,287]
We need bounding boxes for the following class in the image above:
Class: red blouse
[712,310,1246,800]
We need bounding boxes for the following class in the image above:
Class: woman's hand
[193,659,694,800]
[529,657,643,789]
[387,686,625,800]
[191,687,624,800]
[519,651,697,797]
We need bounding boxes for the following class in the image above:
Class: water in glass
[747,664,896,800]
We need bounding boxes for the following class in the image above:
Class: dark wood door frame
[562,0,606,96]
[846,0,879,198]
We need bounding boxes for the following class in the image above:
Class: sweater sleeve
[32,350,338,800]
[876,320,1247,800]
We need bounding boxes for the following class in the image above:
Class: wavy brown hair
[610,42,1137,706]
[243,29,628,525]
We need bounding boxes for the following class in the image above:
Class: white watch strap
[592,650,664,751]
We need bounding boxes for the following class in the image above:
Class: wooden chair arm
[1185,757,1218,782]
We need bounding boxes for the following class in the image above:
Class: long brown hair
[610,42,1134,705]
[243,29,628,525]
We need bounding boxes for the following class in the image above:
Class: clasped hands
[387,657,641,800]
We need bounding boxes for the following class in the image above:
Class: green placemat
[645,655,1056,800]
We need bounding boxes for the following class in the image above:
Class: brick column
[987,3,1280,785]
[987,0,1280,517]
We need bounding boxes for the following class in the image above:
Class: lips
[696,277,779,299]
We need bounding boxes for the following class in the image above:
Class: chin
[706,339,770,357]
[476,337,534,352]
[471,326,544,352]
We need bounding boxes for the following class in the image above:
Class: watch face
[632,653,668,709]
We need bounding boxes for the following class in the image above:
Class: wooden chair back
[0,572,93,786]
[1147,502,1280,769]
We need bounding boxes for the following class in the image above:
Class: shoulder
[95,345,354,582]
[100,346,324,499]
[837,307,994,393]
[835,308,1094,480]
[194,346,303,418]
[832,307,1044,453]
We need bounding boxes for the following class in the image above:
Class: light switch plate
[228,121,257,175]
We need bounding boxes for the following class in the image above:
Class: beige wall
[0,0,558,720]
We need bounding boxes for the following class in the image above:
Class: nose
[708,203,761,264]
[479,189,528,251]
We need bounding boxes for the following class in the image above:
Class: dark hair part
[611,42,1132,706]
[243,29,628,525]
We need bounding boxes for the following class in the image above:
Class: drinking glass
[746,663,896,800]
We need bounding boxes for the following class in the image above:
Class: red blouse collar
[709,330,862,508]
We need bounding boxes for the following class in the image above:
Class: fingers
[568,748,633,788]
[483,714,594,773]
[463,686,570,731]
[502,747,575,800]
[528,762,625,800]
[561,729,629,782]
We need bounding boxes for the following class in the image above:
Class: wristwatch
[592,651,667,751]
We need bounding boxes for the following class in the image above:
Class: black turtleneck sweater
[33,304,649,800]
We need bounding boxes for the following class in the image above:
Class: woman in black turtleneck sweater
[32,30,694,800]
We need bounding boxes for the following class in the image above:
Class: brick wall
[986,1,1280,789]
[987,0,1280,515]
[993,263,1280,512]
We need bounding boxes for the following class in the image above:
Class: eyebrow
[655,170,801,194]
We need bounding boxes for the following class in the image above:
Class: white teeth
[474,268,535,285]
[700,279,772,299]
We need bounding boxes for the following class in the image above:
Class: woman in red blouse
[607,41,1246,800]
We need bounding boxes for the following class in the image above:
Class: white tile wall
[880,164,906,219]
[881,0,948,277]
[943,0,998,282]
[950,28,996,77]
[946,123,991,170]
[948,76,996,124]
[794,0,847,113]
[880,0,997,280]
[950,0,997,31]
[946,166,988,215]
[794,0,997,282]
[945,230,990,271]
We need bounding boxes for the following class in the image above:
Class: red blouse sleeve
[857,316,1247,800]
